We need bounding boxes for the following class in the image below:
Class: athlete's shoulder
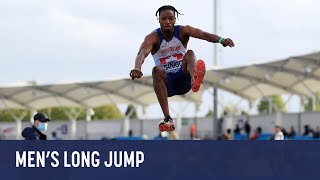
[150,29,159,36]
[179,25,193,33]
[144,30,160,42]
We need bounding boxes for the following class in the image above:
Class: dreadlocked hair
[155,5,183,19]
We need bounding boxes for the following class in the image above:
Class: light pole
[213,0,222,138]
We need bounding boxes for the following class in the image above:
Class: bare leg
[182,50,197,76]
[152,66,170,117]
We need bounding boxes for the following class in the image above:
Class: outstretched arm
[130,33,157,80]
[183,25,235,47]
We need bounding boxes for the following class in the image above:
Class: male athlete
[130,5,235,132]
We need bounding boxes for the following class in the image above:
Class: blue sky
[1,0,319,118]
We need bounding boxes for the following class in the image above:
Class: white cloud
[48,8,121,46]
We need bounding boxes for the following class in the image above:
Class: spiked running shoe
[158,116,175,132]
[191,60,206,92]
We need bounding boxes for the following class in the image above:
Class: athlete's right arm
[130,33,157,80]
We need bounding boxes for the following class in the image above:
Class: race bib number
[160,54,183,73]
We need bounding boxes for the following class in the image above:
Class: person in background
[218,111,227,136]
[281,127,288,137]
[225,129,232,140]
[313,126,320,139]
[52,131,63,140]
[22,112,51,140]
[287,126,296,139]
[128,129,133,137]
[303,124,313,136]
[234,118,244,134]
[250,127,262,140]
[244,120,251,137]
[190,123,196,140]
[169,131,179,140]
[273,125,284,140]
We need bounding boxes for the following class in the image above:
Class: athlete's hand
[221,38,235,48]
[130,68,143,80]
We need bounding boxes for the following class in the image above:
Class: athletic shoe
[158,116,175,132]
[191,60,206,92]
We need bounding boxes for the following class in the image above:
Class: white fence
[1,112,320,140]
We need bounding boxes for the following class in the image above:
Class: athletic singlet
[152,25,187,74]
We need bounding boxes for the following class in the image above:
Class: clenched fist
[130,68,143,80]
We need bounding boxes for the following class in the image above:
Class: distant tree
[304,92,320,111]
[205,109,214,117]
[241,111,249,117]
[38,107,86,120]
[92,104,123,120]
[125,104,138,119]
[223,104,242,115]
[257,95,287,114]
[0,109,30,122]
[0,104,123,122]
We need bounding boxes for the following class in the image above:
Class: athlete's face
[159,10,176,33]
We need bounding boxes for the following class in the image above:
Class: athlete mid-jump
[130,5,235,132]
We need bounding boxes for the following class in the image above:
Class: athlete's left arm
[182,25,235,47]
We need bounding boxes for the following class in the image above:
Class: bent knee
[183,50,196,60]
[185,50,195,57]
